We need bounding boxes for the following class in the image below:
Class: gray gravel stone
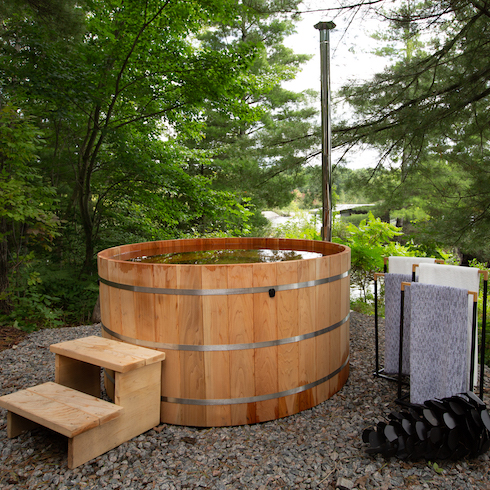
[1,314,490,488]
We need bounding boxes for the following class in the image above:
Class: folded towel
[418,263,479,387]
[410,283,469,404]
[417,263,479,291]
[388,256,436,276]
[384,273,412,375]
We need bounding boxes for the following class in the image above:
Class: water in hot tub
[129,249,323,265]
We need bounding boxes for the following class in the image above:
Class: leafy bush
[270,211,322,241]
[468,259,490,366]
[335,212,418,301]
[0,253,64,331]
[0,250,101,331]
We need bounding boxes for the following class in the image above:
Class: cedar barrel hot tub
[98,237,350,427]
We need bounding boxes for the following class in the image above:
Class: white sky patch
[283,0,391,169]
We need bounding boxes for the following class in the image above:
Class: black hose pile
[362,392,490,460]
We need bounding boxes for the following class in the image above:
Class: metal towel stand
[373,260,488,402]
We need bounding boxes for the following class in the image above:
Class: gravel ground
[1,312,490,489]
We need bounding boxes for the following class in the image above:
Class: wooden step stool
[0,336,165,468]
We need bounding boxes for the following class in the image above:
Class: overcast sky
[283,1,390,168]
[284,6,385,91]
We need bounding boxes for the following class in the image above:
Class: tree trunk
[78,152,96,274]
[0,217,10,314]
[91,293,101,323]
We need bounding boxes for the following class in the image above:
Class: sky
[283,1,390,168]
[284,2,387,91]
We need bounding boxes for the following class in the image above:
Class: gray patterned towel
[409,283,469,405]
[384,273,412,375]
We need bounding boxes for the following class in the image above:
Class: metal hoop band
[98,270,349,297]
[161,356,349,406]
[101,312,349,352]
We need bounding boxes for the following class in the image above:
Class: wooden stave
[98,238,350,427]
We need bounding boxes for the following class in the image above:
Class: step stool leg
[55,355,101,397]
[68,362,162,468]
[68,421,117,469]
[7,411,40,438]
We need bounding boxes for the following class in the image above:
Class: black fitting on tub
[268,288,276,298]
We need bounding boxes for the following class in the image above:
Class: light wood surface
[0,382,123,438]
[68,362,161,468]
[253,262,278,422]
[7,412,39,438]
[55,356,101,397]
[228,264,255,425]
[98,237,350,427]
[276,260,299,419]
[50,335,165,373]
[202,265,231,427]
[2,335,165,468]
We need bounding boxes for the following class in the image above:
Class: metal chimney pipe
[314,21,335,242]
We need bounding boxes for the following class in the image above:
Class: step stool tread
[0,382,123,438]
[50,335,165,372]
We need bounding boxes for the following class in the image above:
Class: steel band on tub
[98,270,349,297]
[101,312,349,352]
[161,356,349,406]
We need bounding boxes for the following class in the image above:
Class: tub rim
[97,237,350,266]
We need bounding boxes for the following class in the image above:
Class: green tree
[187,0,321,223]
[334,0,490,260]
[0,106,60,316]
[0,0,85,39]
[0,0,322,326]
[2,0,261,272]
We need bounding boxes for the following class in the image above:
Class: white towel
[388,256,436,276]
[418,263,479,387]
[410,283,469,404]
[384,273,412,375]
[417,263,480,291]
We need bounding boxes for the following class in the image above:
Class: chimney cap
[314,21,336,30]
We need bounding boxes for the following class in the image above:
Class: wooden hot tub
[98,237,350,427]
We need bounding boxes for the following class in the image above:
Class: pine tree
[186,0,321,224]
[335,0,490,258]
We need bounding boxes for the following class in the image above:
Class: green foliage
[350,293,379,316]
[427,461,445,475]
[335,1,490,262]
[0,107,60,243]
[0,252,64,332]
[0,106,61,323]
[270,210,322,241]
[0,0,86,39]
[342,213,373,228]
[468,258,490,366]
[189,0,320,213]
[2,0,263,274]
[0,1,313,328]
[335,212,415,300]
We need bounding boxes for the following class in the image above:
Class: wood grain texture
[253,262,278,422]
[98,238,350,426]
[55,356,101,397]
[316,257,331,403]
[50,336,165,373]
[276,261,299,418]
[297,259,317,411]
[0,382,123,438]
[228,264,255,425]
[2,335,165,469]
[7,411,39,438]
[67,362,162,468]
[202,265,231,426]
[178,265,205,427]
